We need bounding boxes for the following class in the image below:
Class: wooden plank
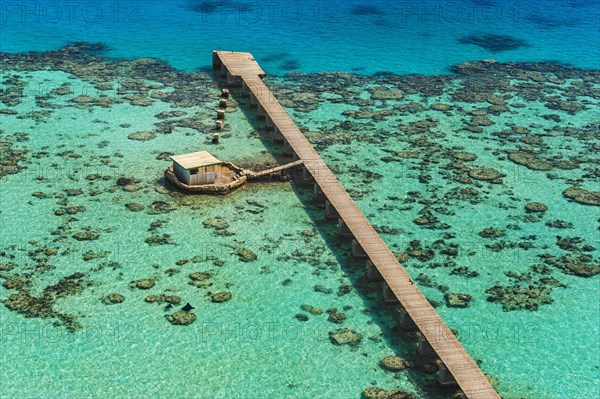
[246,159,304,179]
[214,51,501,399]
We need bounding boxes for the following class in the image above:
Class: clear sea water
[1,0,599,398]
[1,0,600,74]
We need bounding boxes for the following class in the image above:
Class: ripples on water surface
[0,1,599,398]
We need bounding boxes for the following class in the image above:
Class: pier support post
[257,104,266,118]
[212,51,221,69]
[282,140,293,157]
[436,363,458,388]
[219,98,228,108]
[365,260,382,281]
[215,120,223,130]
[325,200,338,219]
[265,115,274,129]
[274,127,284,143]
[221,88,230,98]
[217,109,225,120]
[416,334,437,362]
[338,218,353,239]
[351,239,367,259]
[393,307,417,332]
[313,183,325,202]
[226,72,241,87]
[382,283,400,305]
[302,167,314,185]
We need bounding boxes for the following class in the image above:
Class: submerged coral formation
[0,42,598,398]
[458,33,530,52]
[3,272,87,331]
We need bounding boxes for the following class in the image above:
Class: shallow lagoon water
[1,3,600,397]
[0,65,448,398]
[271,67,600,398]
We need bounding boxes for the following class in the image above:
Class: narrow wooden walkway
[246,159,304,180]
[213,51,500,399]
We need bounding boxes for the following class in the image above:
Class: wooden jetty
[213,50,501,399]
[245,159,304,180]
[165,158,304,194]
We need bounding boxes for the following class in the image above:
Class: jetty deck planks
[214,50,500,399]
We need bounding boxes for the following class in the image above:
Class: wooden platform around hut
[164,163,247,194]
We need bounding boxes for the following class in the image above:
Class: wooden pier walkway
[213,51,500,399]
[246,159,304,180]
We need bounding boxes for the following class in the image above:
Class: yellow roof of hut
[170,151,223,170]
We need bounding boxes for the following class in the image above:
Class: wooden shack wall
[174,163,190,184]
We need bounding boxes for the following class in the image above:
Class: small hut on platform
[171,151,222,185]
[165,150,247,194]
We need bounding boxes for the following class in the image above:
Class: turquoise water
[1,0,599,73]
[273,71,600,398]
[1,1,600,398]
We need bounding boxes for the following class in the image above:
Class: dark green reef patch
[3,272,88,332]
[458,33,531,53]
[0,42,598,342]
[265,57,599,316]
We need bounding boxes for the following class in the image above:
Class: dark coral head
[459,33,530,53]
